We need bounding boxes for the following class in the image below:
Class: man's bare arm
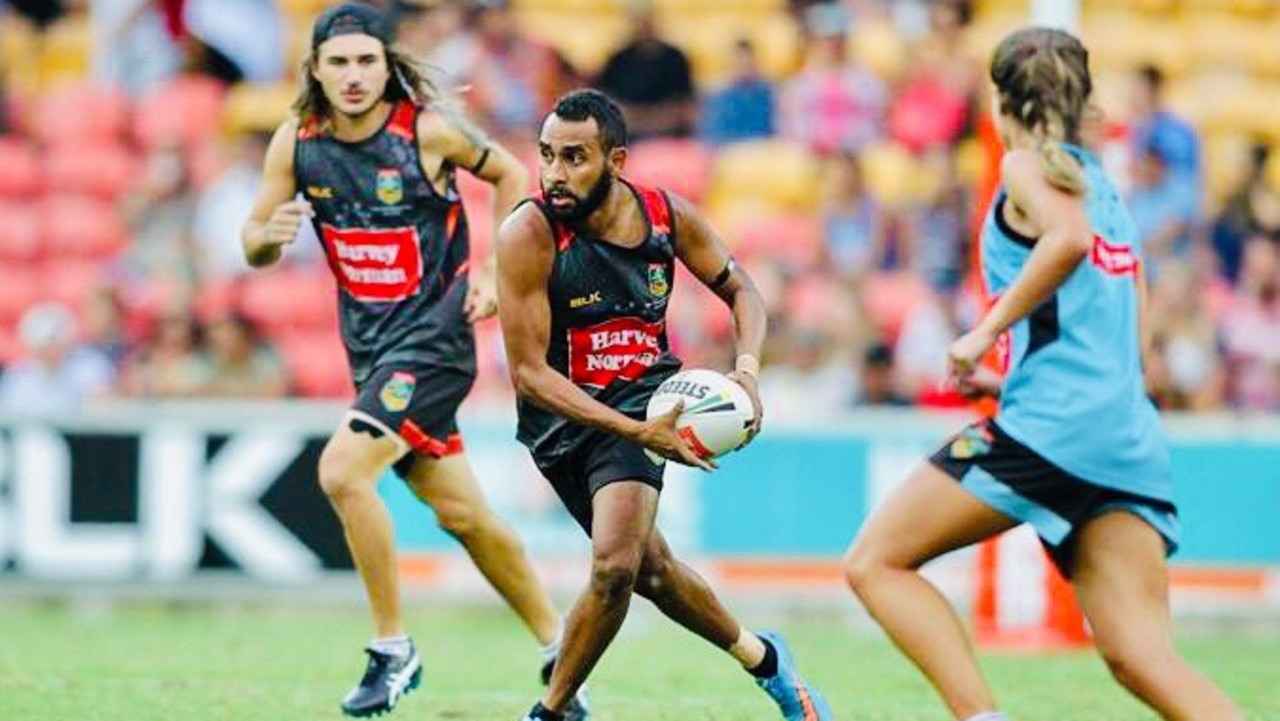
[241,120,311,268]
[496,205,710,469]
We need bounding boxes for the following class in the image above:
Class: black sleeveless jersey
[516,180,683,460]
[294,100,475,385]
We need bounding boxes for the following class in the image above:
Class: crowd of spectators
[0,0,1278,417]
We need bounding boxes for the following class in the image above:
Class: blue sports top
[982,144,1171,500]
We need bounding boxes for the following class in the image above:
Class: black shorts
[533,427,666,536]
[350,364,475,478]
[929,419,1179,577]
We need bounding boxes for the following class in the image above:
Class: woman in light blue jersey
[843,27,1244,721]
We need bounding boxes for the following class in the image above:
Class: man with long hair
[240,5,586,718]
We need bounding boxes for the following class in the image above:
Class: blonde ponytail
[990,27,1093,195]
[1035,112,1085,195]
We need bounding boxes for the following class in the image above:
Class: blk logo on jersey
[321,224,423,302]
[380,371,416,413]
[568,317,663,388]
[376,168,404,205]
[570,291,602,309]
[647,264,669,297]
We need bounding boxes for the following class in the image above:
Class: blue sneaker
[755,632,835,721]
[340,642,423,717]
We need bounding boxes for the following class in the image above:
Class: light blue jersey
[982,144,1172,501]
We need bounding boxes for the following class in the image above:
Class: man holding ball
[496,88,834,721]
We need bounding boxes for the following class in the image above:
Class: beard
[543,169,614,223]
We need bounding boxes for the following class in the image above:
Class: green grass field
[1,600,1277,721]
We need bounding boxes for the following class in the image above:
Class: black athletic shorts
[532,425,666,536]
[929,418,1179,577]
[349,363,475,478]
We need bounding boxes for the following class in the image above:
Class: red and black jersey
[516,180,683,460]
[294,100,474,385]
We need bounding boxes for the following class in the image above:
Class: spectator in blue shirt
[699,39,776,146]
[1130,64,1201,197]
[1128,141,1199,280]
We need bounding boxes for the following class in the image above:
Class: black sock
[530,701,564,721]
[747,635,778,679]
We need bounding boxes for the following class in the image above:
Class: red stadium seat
[625,139,714,203]
[859,271,932,341]
[0,202,42,262]
[456,174,496,261]
[468,212,495,265]
[42,141,138,200]
[194,277,239,321]
[456,173,493,213]
[32,84,130,145]
[0,137,40,197]
[732,213,822,269]
[41,195,130,259]
[277,330,351,398]
[0,268,38,323]
[0,325,20,364]
[43,260,107,309]
[783,274,856,332]
[238,270,338,332]
[134,76,227,148]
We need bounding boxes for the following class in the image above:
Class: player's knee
[1097,637,1172,693]
[841,545,883,595]
[317,446,362,505]
[634,557,673,602]
[589,555,640,605]
[434,501,484,542]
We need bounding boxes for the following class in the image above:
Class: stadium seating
[847,14,908,82]
[0,268,38,324]
[41,195,129,259]
[32,84,130,145]
[859,271,934,342]
[0,137,40,197]
[1,0,1278,407]
[222,81,296,135]
[511,10,631,73]
[34,14,91,85]
[277,330,351,398]
[42,141,138,199]
[706,140,821,218]
[731,212,823,269]
[134,77,227,148]
[0,325,20,364]
[44,260,106,309]
[625,139,714,203]
[0,202,42,263]
[238,270,339,333]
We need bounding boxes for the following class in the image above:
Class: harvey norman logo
[321,224,423,302]
[568,317,662,388]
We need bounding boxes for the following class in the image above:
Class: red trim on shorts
[399,419,464,458]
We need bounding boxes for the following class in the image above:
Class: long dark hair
[292,41,486,143]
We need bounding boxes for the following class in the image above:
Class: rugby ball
[645,369,756,460]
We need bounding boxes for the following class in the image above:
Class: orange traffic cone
[974,525,1091,651]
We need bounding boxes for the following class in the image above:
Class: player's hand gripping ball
[645,369,756,460]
